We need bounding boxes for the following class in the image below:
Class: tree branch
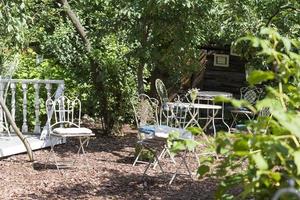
[266,5,300,27]
[59,0,92,52]
[0,98,33,161]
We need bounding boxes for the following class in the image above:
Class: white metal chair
[155,79,188,128]
[131,94,194,184]
[230,86,263,128]
[131,94,169,180]
[46,96,94,170]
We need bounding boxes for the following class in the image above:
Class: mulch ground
[0,126,218,200]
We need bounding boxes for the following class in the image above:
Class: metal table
[165,102,222,137]
[197,91,233,132]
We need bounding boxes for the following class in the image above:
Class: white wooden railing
[0,78,64,139]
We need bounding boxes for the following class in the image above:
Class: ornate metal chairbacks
[131,94,159,130]
[155,79,169,105]
[240,86,263,105]
[46,95,94,170]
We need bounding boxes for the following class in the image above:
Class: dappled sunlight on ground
[0,130,218,199]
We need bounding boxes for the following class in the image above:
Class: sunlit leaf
[252,152,268,170]
[247,70,275,85]
[294,151,300,175]
[186,127,203,136]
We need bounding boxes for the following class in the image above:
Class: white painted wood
[10,83,16,132]
[0,133,65,158]
[33,83,41,133]
[0,79,64,84]
[21,83,28,133]
[40,83,65,140]
[0,83,4,132]
[45,83,52,100]
[0,79,65,139]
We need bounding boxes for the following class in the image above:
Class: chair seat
[138,125,193,140]
[52,127,94,137]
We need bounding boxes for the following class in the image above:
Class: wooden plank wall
[202,50,247,98]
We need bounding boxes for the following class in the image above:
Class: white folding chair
[46,96,94,170]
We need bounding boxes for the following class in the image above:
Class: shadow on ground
[26,168,217,200]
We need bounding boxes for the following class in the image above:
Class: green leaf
[172,141,186,151]
[184,139,199,151]
[252,152,268,170]
[294,151,300,175]
[260,98,300,138]
[269,172,281,182]
[186,127,203,135]
[247,70,275,85]
[233,139,249,151]
[214,96,250,108]
[282,37,291,52]
[197,165,210,177]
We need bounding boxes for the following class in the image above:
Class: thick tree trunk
[0,98,33,161]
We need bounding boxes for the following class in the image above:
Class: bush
[209,28,300,199]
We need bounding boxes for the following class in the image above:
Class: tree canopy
[0,0,299,131]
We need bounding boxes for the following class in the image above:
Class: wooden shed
[200,46,247,98]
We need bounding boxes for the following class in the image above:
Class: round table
[165,102,221,137]
[196,91,233,132]
[197,91,233,100]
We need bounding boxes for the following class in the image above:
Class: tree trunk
[0,98,33,161]
[59,0,91,51]
[137,63,144,94]
[59,0,112,133]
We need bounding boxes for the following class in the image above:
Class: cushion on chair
[52,127,94,137]
[138,125,156,136]
[139,125,192,140]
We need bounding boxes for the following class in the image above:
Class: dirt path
[0,131,217,200]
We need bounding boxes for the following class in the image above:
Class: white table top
[166,102,221,109]
[197,91,233,100]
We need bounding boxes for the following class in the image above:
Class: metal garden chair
[155,79,186,127]
[131,94,194,184]
[230,86,263,129]
[234,107,272,134]
[46,95,94,170]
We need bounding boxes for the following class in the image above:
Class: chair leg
[133,148,143,166]
[46,136,63,173]
[77,137,90,155]
[194,151,200,166]
[142,146,164,180]
[169,150,193,185]
[153,147,166,169]
[230,112,239,128]
[166,148,176,164]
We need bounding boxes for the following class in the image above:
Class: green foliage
[208,29,300,199]
[167,127,203,155]
[1,0,300,133]
[91,35,137,125]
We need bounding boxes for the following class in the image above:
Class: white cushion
[52,127,94,137]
